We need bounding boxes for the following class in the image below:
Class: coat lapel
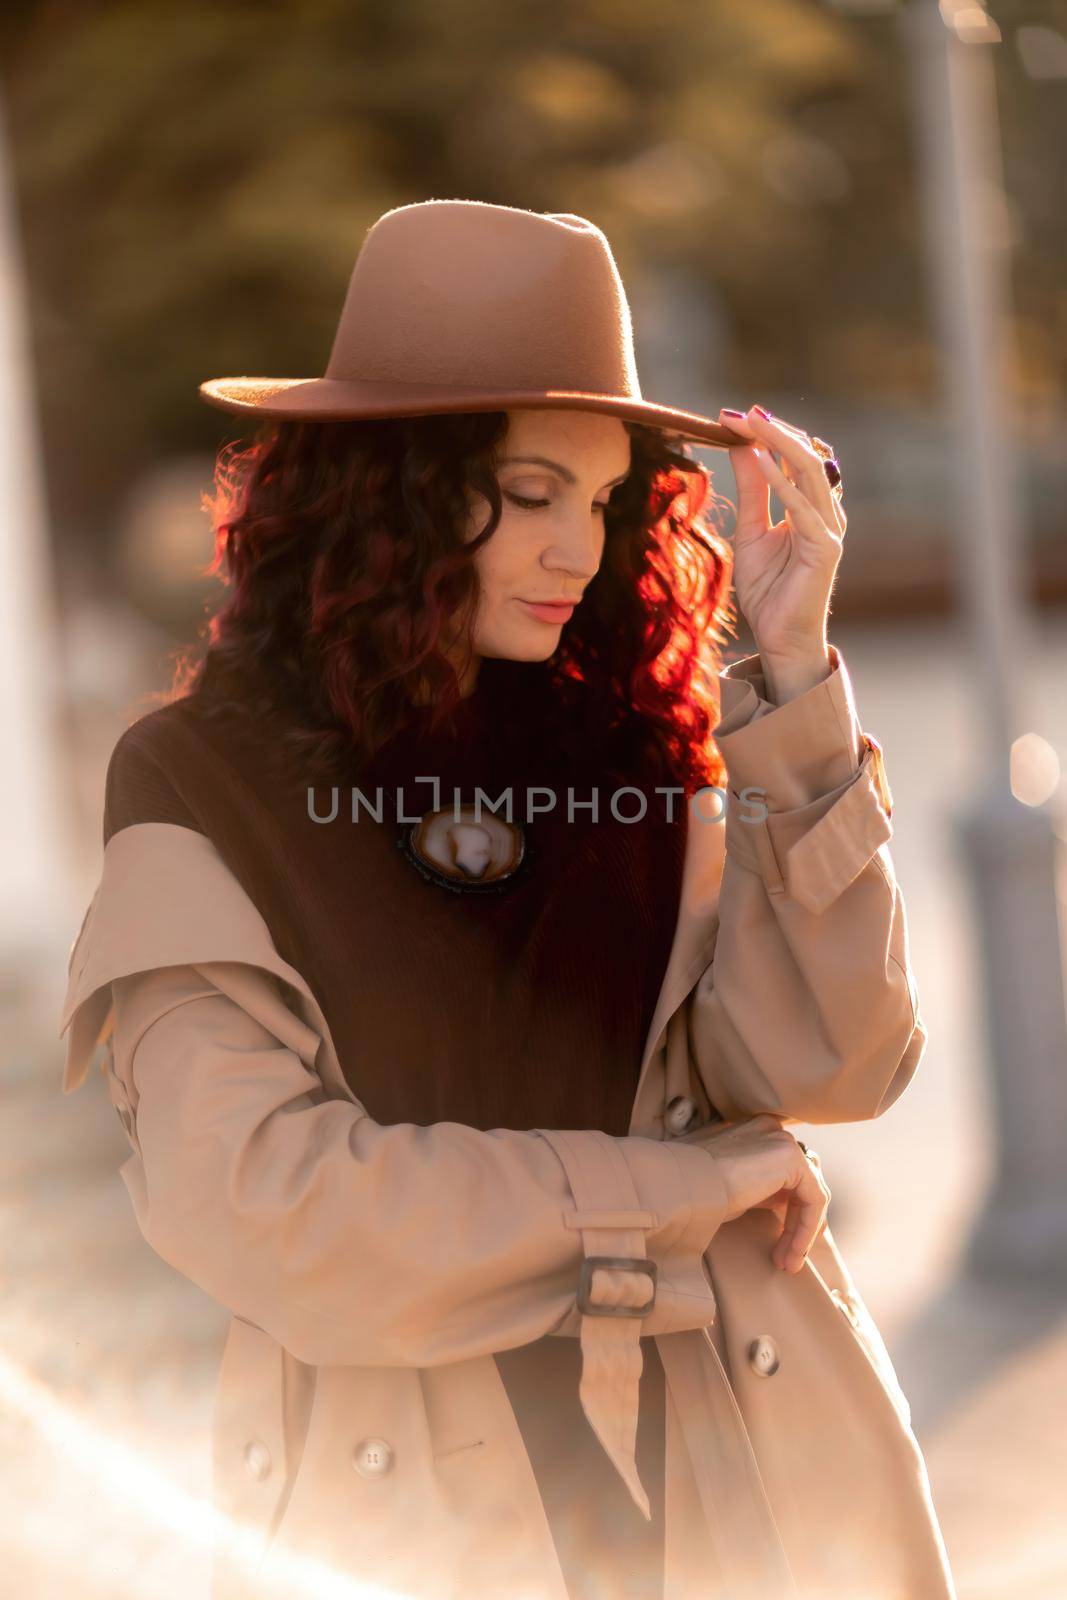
[629,802,726,1133]
[627,658,765,1136]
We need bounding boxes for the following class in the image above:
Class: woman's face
[454,408,632,687]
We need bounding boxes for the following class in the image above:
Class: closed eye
[504,493,610,515]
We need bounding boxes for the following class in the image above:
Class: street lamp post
[0,95,77,1004]
[902,0,1067,1281]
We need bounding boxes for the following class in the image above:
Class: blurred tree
[0,0,1062,558]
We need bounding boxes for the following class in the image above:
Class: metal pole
[901,0,1067,1281]
[0,95,77,997]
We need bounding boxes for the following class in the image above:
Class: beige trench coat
[59,645,957,1600]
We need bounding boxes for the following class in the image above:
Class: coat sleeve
[103,958,733,1370]
[687,643,926,1126]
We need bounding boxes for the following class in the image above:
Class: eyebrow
[497,454,631,491]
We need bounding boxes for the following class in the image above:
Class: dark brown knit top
[103,659,686,1133]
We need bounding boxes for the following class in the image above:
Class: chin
[479,628,562,663]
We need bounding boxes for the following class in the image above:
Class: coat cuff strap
[536,1127,656,1521]
[723,738,894,915]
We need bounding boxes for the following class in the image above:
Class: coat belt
[537,1128,659,1518]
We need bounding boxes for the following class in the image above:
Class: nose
[540,508,604,583]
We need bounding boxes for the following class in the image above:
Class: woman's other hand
[716,404,846,694]
[677,1112,831,1274]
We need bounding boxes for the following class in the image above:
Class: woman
[59,201,956,1599]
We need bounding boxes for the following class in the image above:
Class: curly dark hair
[169,410,737,795]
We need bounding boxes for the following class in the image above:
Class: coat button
[747,1335,780,1377]
[664,1095,697,1135]
[243,1439,272,1481]
[352,1437,395,1479]
[829,1288,861,1329]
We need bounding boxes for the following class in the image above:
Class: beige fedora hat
[199,198,741,449]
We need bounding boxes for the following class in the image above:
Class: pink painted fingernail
[753,405,772,420]
[721,408,746,419]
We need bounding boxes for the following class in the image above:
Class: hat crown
[324,200,643,398]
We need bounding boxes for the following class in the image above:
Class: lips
[520,599,577,623]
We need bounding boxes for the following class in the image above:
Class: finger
[727,408,846,540]
[723,406,825,505]
[771,1196,819,1272]
[752,448,842,560]
[771,1166,828,1273]
[717,408,756,437]
[719,407,809,450]
[746,409,846,535]
[757,438,846,541]
[745,407,832,496]
[728,444,773,541]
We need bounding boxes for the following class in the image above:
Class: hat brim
[198,376,744,450]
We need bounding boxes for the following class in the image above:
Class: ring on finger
[753,411,844,506]
[762,417,843,503]
[808,435,844,501]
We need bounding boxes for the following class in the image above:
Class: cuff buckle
[577,1257,658,1318]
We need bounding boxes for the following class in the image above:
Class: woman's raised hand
[677,1112,831,1274]
[716,404,846,688]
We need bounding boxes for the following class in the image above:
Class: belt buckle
[577,1256,658,1318]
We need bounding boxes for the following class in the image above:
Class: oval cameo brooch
[397,803,529,894]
